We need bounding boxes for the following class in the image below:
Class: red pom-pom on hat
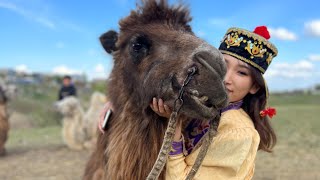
[253,26,270,40]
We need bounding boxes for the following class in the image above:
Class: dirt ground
[0,113,91,180]
[0,144,90,180]
[1,107,320,180]
[1,137,320,180]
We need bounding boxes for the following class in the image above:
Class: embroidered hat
[219,26,278,74]
[219,26,278,118]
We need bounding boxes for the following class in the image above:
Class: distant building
[310,84,320,95]
[0,68,88,86]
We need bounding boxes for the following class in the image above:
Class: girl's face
[223,54,259,103]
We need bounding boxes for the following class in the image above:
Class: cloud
[95,64,105,73]
[265,60,315,79]
[36,17,55,29]
[268,27,298,41]
[0,1,55,29]
[305,20,320,37]
[60,21,88,34]
[308,54,320,62]
[83,63,109,80]
[15,64,31,73]
[52,65,82,75]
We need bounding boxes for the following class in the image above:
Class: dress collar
[220,100,243,113]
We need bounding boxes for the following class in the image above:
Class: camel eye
[130,35,151,64]
[132,42,143,52]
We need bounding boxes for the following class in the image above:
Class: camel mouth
[190,94,215,112]
[169,74,227,119]
[188,90,227,111]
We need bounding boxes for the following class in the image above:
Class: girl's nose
[223,70,232,85]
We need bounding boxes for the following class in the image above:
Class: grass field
[255,94,320,180]
[1,85,319,180]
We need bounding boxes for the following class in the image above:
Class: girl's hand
[99,101,113,134]
[149,97,182,141]
[149,97,172,118]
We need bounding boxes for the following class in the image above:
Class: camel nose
[193,50,226,78]
[191,48,228,107]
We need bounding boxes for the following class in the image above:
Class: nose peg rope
[147,67,218,180]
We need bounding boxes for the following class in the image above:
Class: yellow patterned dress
[166,103,260,180]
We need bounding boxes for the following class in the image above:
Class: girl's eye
[238,71,248,76]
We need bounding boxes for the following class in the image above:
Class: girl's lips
[226,88,233,93]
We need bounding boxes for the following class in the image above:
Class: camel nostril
[187,66,198,74]
[194,51,225,78]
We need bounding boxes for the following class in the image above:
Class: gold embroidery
[226,27,278,56]
[225,32,243,48]
[245,40,267,59]
[266,53,273,65]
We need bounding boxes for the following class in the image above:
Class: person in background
[58,75,77,100]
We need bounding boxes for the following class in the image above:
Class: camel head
[89,92,107,108]
[101,0,227,120]
[55,96,81,117]
[0,79,17,104]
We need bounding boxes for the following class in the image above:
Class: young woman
[99,26,278,179]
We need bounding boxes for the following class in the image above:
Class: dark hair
[63,75,72,80]
[242,66,277,153]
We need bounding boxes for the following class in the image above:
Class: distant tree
[91,80,107,94]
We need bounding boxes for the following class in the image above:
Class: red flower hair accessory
[260,107,276,118]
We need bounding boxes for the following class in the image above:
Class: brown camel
[83,0,228,179]
[0,86,9,156]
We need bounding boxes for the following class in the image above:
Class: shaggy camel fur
[0,81,17,156]
[56,96,88,150]
[56,93,107,150]
[83,0,227,179]
[83,92,107,146]
[0,89,9,156]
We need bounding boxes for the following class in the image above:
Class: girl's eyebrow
[238,64,250,69]
[237,60,250,69]
[225,57,250,69]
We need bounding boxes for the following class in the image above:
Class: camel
[55,96,88,150]
[0,86,9,156]
[0,80,17,156]
[83,0,228,179]
[83,92,107,147]
[55,92,107,150]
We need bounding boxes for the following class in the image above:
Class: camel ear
[100,30,118,54]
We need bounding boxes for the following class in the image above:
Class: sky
[0,0,320,92]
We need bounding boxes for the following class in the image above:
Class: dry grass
[254,101,320,179]
[1,90,319,179]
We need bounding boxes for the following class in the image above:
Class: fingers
[158,98,165,114]
[164,104,171,114]
[149,97,172,118]
[152,97,159,112]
